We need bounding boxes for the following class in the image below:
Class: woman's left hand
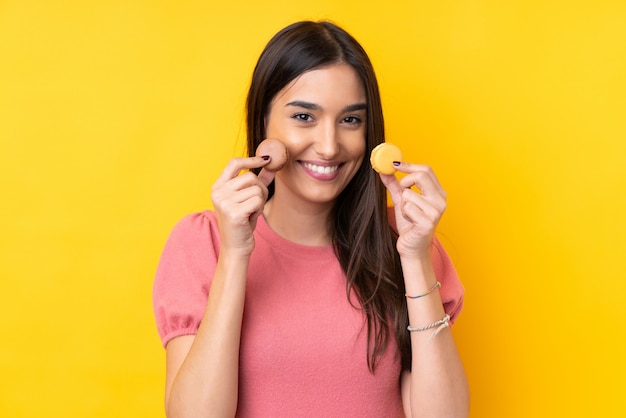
[379,162,447,259]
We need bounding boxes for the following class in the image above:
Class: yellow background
[1,1,625,417]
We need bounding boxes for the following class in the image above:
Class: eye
[342,115,362,125]
[292,113,314,122]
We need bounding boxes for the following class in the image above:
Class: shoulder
[160,210,221,252]
[153,210,221,346]
[154,209,221,288]
[169,209,219,238]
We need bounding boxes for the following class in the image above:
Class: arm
[164,157,274,418]
[400,252,469,418]
[379,163,469,418]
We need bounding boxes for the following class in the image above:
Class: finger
[378,172,403,207]
[257,167,276,188]
[212,171,269,210]
[394,162,442,186]
[213,170,266,197]
[215,156,271,186]
[396,164,446,200]
[218,191,267,224]
[226,183,267,207]
[399,201,428,231]
[401,193,445,225]
[401,187,447,214]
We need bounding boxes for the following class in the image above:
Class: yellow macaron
[370,143,402,175]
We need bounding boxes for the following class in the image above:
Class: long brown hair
[246,21,411,371]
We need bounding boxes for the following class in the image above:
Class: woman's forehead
[270,64,366,110]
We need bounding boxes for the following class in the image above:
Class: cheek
[264,109,289,139]
[266,117,303,144]
[348,131,367,159]
[276,129,313,155]
[343,135,367,173]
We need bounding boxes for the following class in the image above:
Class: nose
[314,122,340,159]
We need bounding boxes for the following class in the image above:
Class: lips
[302,162,339,174]
[298,160,344,181]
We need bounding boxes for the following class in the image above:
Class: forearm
[166,252,249,418]
[402,256,470,418]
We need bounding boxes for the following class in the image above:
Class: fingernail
[261,155,270,161]
[392,161,401,166]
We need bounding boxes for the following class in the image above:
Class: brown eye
[342,116,362,125]
[292,113,314,122]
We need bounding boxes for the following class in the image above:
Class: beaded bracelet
[405,281,440,299]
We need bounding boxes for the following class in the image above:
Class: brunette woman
[154,20,469,417]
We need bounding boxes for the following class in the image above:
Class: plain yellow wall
[1,1,625,417]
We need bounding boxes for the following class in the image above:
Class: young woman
[153,20,469,417]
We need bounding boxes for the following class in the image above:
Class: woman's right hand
[211,156,275,256]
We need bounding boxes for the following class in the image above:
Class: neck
[263,196,333,247]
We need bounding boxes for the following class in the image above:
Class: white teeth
[303,162,339,174]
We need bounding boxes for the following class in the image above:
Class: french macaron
[370,142,402,175]
[255,138,289,172]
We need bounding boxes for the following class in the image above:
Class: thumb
[379,172,402,207]
[257,167,276,187]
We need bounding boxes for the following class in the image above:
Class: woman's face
[265,63,367,208]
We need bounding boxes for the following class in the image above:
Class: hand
[211,156,275,256]
[379,162,447,259]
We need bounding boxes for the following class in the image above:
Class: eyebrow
[286,100,367,113]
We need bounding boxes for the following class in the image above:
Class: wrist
[399,249,432,268]
[400,256,437,292]
[217,247,252,272]
[396,238,432,262]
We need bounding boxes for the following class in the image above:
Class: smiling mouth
[302,162,340,175]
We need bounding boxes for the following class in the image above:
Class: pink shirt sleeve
[431,237,465,324]
[152,212,221,347]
